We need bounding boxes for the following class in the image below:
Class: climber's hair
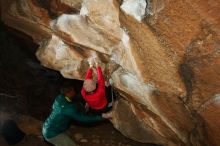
[60,80,75,94]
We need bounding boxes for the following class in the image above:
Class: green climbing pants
[46,133,76,146]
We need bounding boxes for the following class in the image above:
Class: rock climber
[81,59,114,114]
[42,81,111,146]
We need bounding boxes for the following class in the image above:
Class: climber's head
[61,81,76,99]
[83,79,96,93]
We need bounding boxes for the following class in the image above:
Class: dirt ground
[0,122,158,146]
[69,121,159,146]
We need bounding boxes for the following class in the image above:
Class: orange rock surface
[1,0,220,145]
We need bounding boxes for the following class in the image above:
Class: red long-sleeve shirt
[81,66,107,110]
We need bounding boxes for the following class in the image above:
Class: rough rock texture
[1,0,220,146]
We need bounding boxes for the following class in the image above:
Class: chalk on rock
[80,1,88,16]
[120,0,147,22]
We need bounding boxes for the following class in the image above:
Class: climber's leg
[46,133,76,146]
[105,86,113,108]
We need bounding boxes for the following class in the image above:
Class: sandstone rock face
[1,0,220,146]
